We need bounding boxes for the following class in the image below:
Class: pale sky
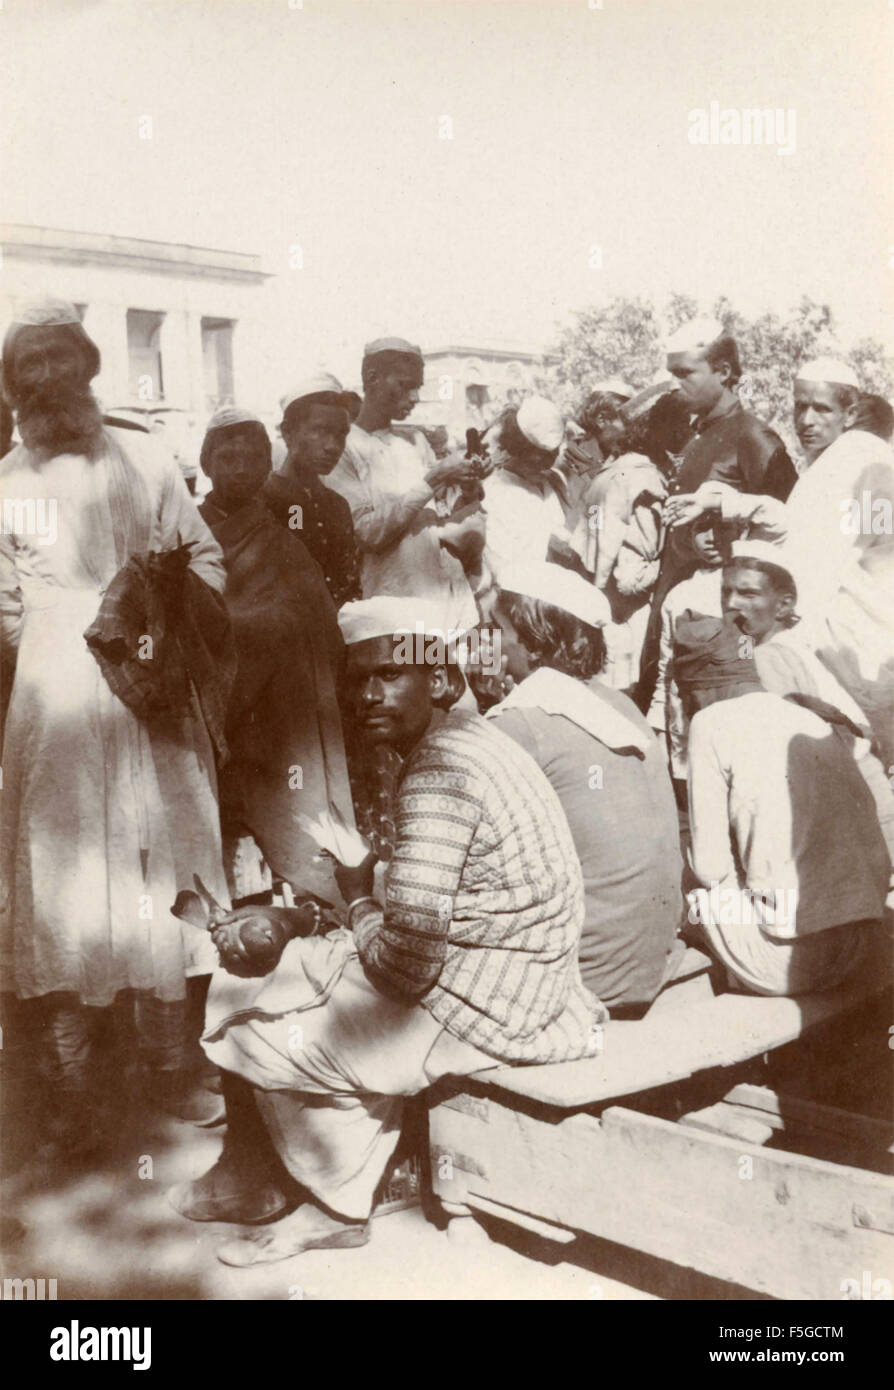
[2,0,892,384]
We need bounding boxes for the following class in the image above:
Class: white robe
[0,428,229,1005]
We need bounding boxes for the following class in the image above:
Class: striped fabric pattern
[352,710,606,1064]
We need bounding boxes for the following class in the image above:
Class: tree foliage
[541,293,893,456]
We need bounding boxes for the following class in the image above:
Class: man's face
[721,564,790,641]
[207,431,270,511]
[285,403,350,475]
[593,404,626,456]
[345,635,442,755]
[666,350,726,418]
[691,520,722,567]
[10,326,102,455]
[369,363,422,422]
[793,381,856,462]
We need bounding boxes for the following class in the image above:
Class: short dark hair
[829,383,860,411]
[725,555,797,603]
[360,350,423,392]
[579,390,624,436]
[506,593,606,681]
[704,334,742,387]
[852,392,891,439]
[199,420,272,476]
[281,392,350,436]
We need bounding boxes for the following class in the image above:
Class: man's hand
[335,851,377,907]
[663,493,710,529]
[425,451,480,492]
[209,903,315,978]
[438,508,487,569]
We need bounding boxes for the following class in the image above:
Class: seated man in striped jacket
[171,596,605,1267]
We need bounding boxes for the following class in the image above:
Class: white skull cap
[666,316,725,355]
[280,373,346,414]
[795,357,859,390]
[516,395,564,452]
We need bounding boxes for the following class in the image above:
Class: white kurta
[703,434,894,764]
[0,428,229,1005]
[326,424,478,632]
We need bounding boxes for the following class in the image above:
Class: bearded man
[0,298,230,1137]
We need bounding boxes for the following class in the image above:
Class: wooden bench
[426,949,894,1299]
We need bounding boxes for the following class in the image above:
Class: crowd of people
[0,297,892,1267]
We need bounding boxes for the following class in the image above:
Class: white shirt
[326,424,477,631]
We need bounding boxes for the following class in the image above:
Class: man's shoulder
[104,424,177,480]
[735,408,787,452]
[414,708,536,775]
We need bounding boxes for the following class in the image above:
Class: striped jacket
[352,710,606,1063]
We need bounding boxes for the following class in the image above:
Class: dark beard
[17,384,104,458]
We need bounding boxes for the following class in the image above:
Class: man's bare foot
[216,1203,370,1266]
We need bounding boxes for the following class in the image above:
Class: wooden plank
[725,1084,894,1153]
[679,1103,775,1147]
[429,1093,894,1298]
[466,975,891,1109]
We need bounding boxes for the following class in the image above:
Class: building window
[126,309,165,403]
[201,317,235,410]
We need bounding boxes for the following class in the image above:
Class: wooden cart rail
[427,952,894,1300]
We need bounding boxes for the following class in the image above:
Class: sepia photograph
[0,0,892,1341]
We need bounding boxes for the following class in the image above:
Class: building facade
[0,224,276,466]
[414,343,555,444]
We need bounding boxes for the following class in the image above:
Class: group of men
[0,298,891,1267]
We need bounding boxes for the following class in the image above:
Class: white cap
[499,561,611,630]
[728,539,803,597]
[363,337,422,360]
[591,377,634,401]
[795,357,860,390]
[666,316,725,355]
[516,395,564,452]
[337,595,470,648]
[280,373,347,414]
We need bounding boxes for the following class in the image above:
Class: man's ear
[429,666,450,702]
[776,591,795,623]
[712,356,733,387]
[842,400,860,430]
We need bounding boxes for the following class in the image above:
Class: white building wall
[0,252,276,421]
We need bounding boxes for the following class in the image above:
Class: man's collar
[695,396,742,434]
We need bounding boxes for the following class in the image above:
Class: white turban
[795,357,860,390]
[499,561,611,630]
[516,395,565,452]
[666,316,725,355]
